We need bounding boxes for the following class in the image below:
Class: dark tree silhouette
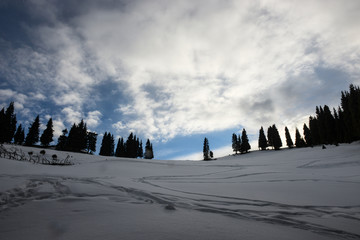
[126,132,138,158]
[138,140,143,158]
[14,124,25,145]
[258,126,267,150]
[285,126,293,148]
[56,129,68,150]
[203,137,210,160]
[67,120,88,152]
[115,137,126,157]
[240,129,251,153]
[86,131,98,154]
[267,125,274,149]
[99,132,115,156]
[232,133,238,154]
[295,128,306,148]
[40,118,54,147]
[270,124,282,150]
[309,116,320,145]
[303,123,313,147]
[144,139,154,159]
[24,115,40,146]
[0,102,17,143]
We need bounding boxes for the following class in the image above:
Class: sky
[1,0,360,160]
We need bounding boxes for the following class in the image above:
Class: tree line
[99,131,154,159]
[257,84,360,151]
[0,104,154,159]
[202,84,360,160]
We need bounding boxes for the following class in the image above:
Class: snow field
[0,143,360,239]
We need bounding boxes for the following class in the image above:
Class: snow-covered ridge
[1,143,360,240]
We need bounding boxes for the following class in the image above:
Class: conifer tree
[86,131,98,154]
[56,129,68,150]
[0,102,17,143]
[295,128,306,148]
[4,102,17,143]
[258,126,267,150]
[115,137,126,157]
[232,133,238,154]
[236,134,241,153]
[138,140,143,158]
[99,132,114,156]
[303,123,313,147]
[145,139,154,159]
[272,124,282,150]
[240,129,251,153]
[126,132,138,158]
[203,137,210,160]
[14,124,25,145]
[24,115,40,146]
[309,116,320,145]
[40,118,54,147]
[99,132,108,156]
[66,120,88,152]
[284,126,293,148]
[267,125,274,149]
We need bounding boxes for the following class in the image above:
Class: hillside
[1,143,360,240]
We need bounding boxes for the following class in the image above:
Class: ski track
[1,169,360,240]
[135,173,360,240]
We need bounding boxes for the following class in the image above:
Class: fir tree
[258,126,268,150]
[0,102,17,143]
[126,132,138,158]
[284,126,293,148]
[267,125,274,149]
[236,134,241,153]
[295,128,306,148]
[240,129,251,153]
[86,131,98,154]
[14,124,25,145]
[203,137,210,160]
[303,123,313,147]
[99,132,114,156]
[309,116,320,145]
[67,120,88,152]
[99,132,108,156]
[24,115,40,146]
[138,140,143,158]
[40,118,54,147]
[56,129,68,150]
[144,139,154,159]
[115,137,126,157]
[272,124,282,150]
[232,133,239,154]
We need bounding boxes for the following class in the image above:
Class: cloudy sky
[1,0,359,160]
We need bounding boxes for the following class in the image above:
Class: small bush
[40,150,46,155]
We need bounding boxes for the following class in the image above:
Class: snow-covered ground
[1,143,360,240]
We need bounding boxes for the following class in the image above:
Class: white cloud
[61,107,82,124]
[72,0,360,141]
[1,0,360,144]
[86,110,102,129]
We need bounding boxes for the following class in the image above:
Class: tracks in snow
[135,173,360,240]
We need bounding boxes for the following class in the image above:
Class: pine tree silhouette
[40,118,54,147]
[285,126,293,148]
[258,126,268,150]
[25,115,40,146]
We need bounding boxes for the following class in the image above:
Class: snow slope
[0,143,360,240]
